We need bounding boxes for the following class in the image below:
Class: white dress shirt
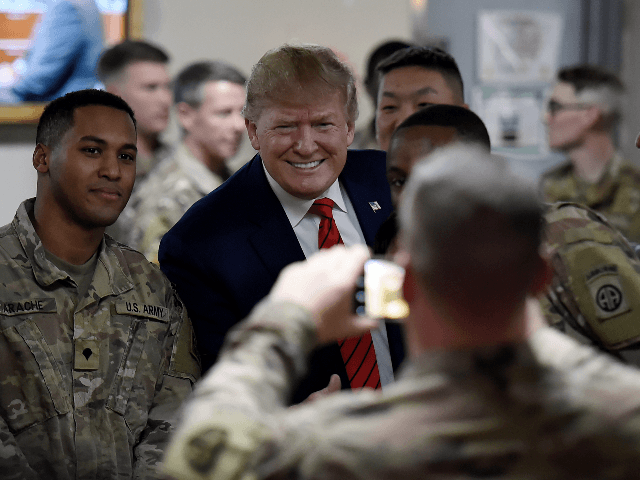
[263,162,394,387]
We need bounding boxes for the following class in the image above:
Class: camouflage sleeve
[133,291,201,480]
[136,214,175,265]
[161,300,318,480]
[542,202,640,351]
[0,416,39,480]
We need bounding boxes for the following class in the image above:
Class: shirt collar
[175,142,225,195]
[13,199,134,298]
[262,160,348,228]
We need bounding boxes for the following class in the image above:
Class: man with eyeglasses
[540,65,640,242]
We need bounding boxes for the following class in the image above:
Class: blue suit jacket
[159,150,403,403]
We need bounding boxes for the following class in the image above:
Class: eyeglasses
[546,99,594,116]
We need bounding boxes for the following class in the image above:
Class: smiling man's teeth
[290,160,322,169]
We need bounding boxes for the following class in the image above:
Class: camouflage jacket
[540,153,640,242]
[122,143,226,263]
[541,202,640,366]
[163,300,640,480]
[0,199,200,480]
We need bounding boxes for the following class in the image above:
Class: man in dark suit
[159,44,397,404]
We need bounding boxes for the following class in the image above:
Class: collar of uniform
[262,161,348,228]
[13,198,69,287]
[80,235,135,305]
[397,341,536,382]
[175,142,225,195]
[580,151,624,206]
[13,199,134,298]
[136,140,171,179]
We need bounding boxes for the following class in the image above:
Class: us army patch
[0,298,57,316]
[586,265,630,320]
[115,302,169,322]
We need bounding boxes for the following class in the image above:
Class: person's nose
[292,125,317,156]
[99,152,122,180]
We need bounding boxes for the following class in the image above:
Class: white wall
[0,0,412,225]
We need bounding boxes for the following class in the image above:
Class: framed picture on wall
[0,0,143,124]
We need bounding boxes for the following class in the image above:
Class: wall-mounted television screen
[0,0,142,123]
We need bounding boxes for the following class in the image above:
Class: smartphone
[354,258,409,320]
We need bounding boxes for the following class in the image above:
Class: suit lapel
[340,151,391,245]
[244,155,306,280]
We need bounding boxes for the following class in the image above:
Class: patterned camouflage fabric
[123,142,226,263]
[540,153,640,242]
[163,300,640,480]
[541,201,640,366]
[0,199,200,479]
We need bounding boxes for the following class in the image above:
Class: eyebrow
[381,86,438,99]
[80,136,138,152]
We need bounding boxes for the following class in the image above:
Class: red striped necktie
[308,198,381,389]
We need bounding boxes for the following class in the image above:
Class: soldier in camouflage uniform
[163,146,640,480]
[541,201,640,366]
[540,65,640,242]
[123,61,246,262]
[0,89,200,479]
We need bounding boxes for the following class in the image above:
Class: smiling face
[40,105,137,230]
[246,90,355,200]
[376,66,464,151]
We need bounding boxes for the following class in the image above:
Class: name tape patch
[115,302,169,322]
[1,298,57,316]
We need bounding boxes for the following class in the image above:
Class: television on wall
[0,0,142,123]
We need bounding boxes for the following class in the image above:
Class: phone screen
[356,259,409,320]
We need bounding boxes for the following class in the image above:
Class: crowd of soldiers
[3,35,640,480]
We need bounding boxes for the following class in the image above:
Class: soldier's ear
[583,105,602,129]
[176,102,196,132]
[33,144,51,173]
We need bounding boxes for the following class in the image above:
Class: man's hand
[301,374,342,404]
[270,245,378,343]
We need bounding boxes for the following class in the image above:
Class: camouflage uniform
[163,300,640,480]
[123,143,226,263]
[540,153,640,242]
[541,201,640,367]
[0,199,200,479]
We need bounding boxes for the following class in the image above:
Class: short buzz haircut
[97,40,169,85]
[242,44,358,123]
[557,64,624,127]
[376,47,464,103]
[399,144,542,319]
[36,89,136,150]
[393,104,491,150]
[363,39,413,104]
[174,61,246,109]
